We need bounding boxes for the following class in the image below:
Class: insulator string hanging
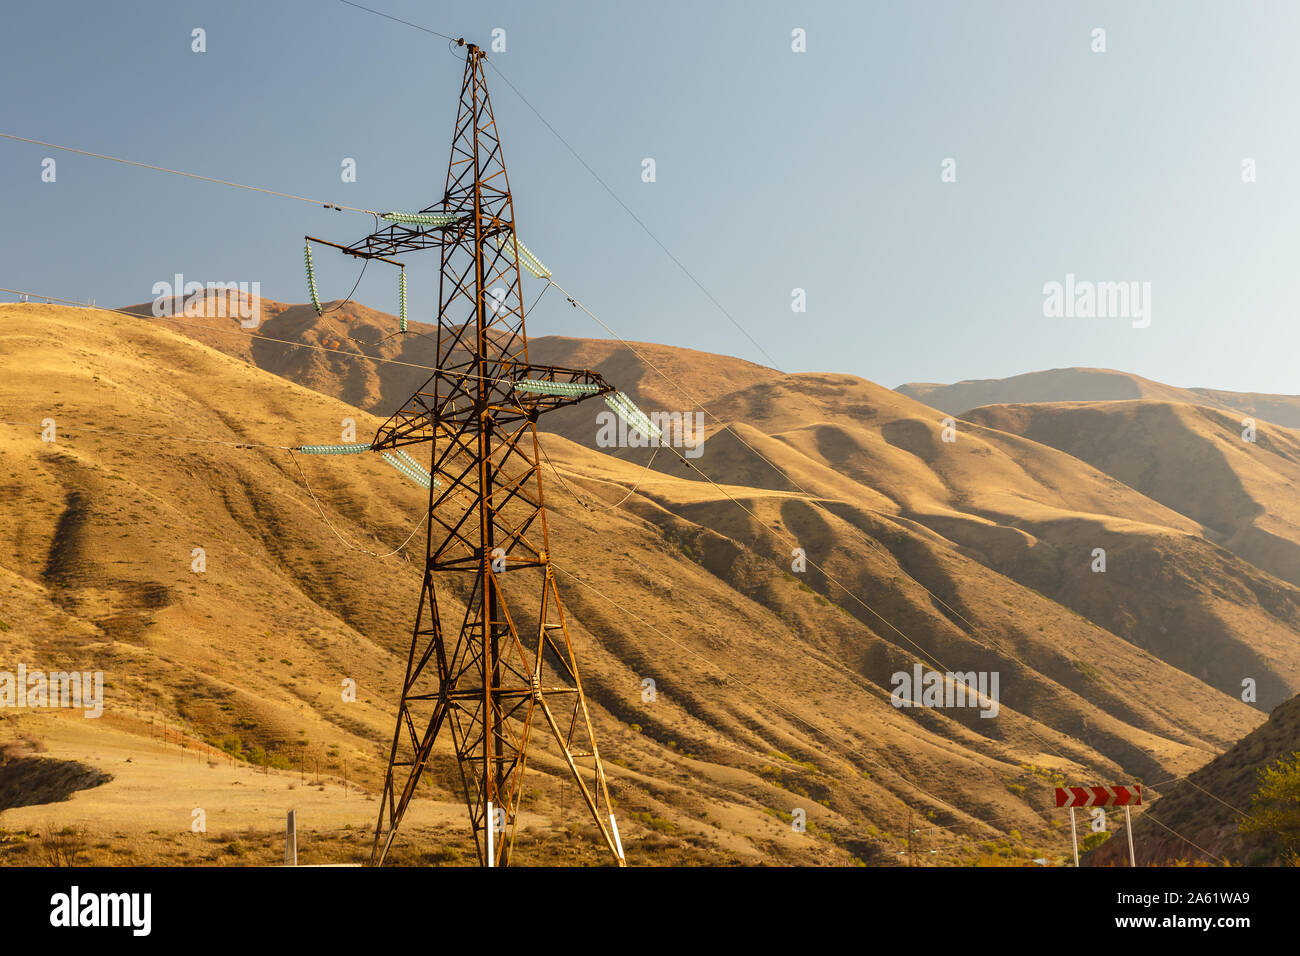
[494,234,551,279]
[604,391,663,443]
[382,451,433,489]
[394,449,439,486]
[304,241,322,315]
[398,268,408,332]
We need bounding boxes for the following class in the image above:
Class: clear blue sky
[3,1,1298,393]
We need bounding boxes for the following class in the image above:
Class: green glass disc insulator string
[381,452,431,490]
[395,449,440,487]
[512,379,599,397]
[398,268,407,332]
[304,242,322,315]
[381,211,462,227]
[297,443,371,455]
[605,391,663,443]
[493,234,551,280]
[514,238,551,280]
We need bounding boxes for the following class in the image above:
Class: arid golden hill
[967,400,1300,602]
[898,367,1300,428]
[2,298,1297,866]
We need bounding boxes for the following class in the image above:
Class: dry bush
[37,823,88,866]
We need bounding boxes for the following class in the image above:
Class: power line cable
[333,0,788,370]
[0,132,378,215]
[337,0,460,42]
[288,449,428,558]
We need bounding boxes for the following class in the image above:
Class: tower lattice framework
[338,42,624,867]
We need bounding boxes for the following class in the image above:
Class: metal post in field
[286,810,297,866]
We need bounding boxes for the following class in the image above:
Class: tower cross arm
[343,216,472,259]
[368,362,618,451]
[505,362,616,417]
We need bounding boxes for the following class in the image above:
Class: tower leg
[370,574,449,866]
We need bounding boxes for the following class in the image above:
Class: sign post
[1054,785,1142,867]
[1125,805,1136,866]
[1068,807,1079,866]
[286,809,298,867]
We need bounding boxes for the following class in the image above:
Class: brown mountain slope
[898,368,1300,429]
[133,297,1300,715]
[0,302,1280,867]
[967,401,1300,595]
[125,297,1300,716]
[4,302,887,864]
[641,375,1300,710]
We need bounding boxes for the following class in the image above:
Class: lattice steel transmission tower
[327,41,625,867]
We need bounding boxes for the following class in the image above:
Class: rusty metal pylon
[322,40,625,867]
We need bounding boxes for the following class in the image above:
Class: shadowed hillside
[968,401,1300,596]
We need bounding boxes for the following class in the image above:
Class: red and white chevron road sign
[1054,784,1142,808]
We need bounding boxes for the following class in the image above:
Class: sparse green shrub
[1080,830,1112,853]
[630,811,677,833]
[1239,751,1300,853]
